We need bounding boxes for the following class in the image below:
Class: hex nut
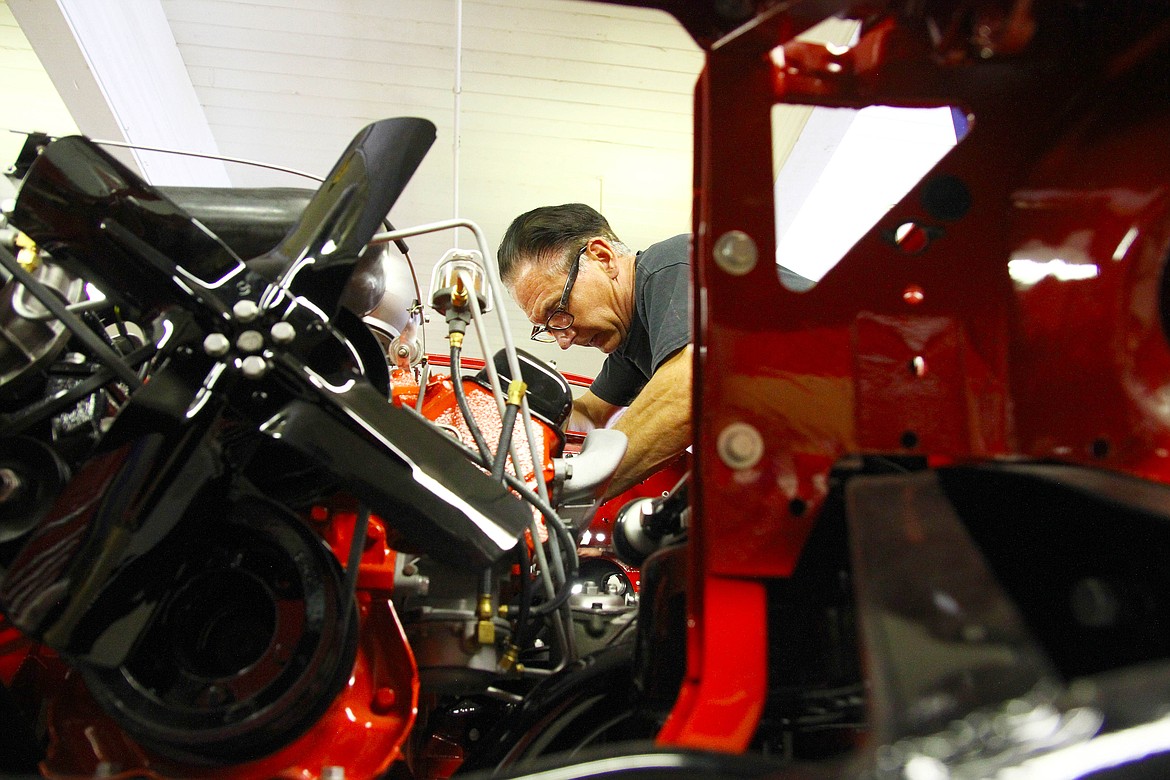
[241,355,268,379]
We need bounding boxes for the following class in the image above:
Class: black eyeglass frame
[529,246,585,342]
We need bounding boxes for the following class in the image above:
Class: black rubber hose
[399,404,579,617]
[340,503,370,643]
[450,343,492,463]
[491,401,519,481]
[466,436,581,619]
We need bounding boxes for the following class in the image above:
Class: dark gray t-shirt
[590,233,691,407]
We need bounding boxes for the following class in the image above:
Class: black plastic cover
[160,186,314,260]
[475,348,573,427]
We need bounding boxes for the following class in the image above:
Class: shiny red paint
[577,450,690,593]
[12,355,572,780]
[29,595,418,780]
[316,508,400,592]
[8,2,1170,773]
[425,353,596,391]
[601,0,1170,754]
[0,620,32,684]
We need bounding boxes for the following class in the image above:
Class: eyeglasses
[529,247,583,343]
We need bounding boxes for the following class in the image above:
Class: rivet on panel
[713,231,758,276]
[893,222,933,254]
[717,421,764,470]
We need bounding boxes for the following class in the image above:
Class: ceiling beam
[9,0,230,185]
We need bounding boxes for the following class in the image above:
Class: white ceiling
[1,0,704,381]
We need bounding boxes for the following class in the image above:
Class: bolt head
[232,299,260,323]
[717,421,764,469]
[713,230,758,276]
[202,333,230,357]
[241,355,268,379]
[270,321,296,344]
[371,687,396,714]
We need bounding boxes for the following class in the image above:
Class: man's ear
[588,237,620,279]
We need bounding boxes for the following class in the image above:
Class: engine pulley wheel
[0,436,70,545]
[82,496,358,765]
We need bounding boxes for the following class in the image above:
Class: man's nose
[555,329,574,349]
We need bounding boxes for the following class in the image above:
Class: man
[497,203,692,499]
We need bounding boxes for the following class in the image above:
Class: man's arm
[605,344,692,498]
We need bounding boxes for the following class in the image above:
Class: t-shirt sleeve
[588,234,692,408]
[589,353,644,407]
[641,247,691,374]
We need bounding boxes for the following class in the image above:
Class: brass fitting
[14,233,39,272]
[448,331,464,349]
[506,379,527,407]
[498,644,521,672]
[476,593,495,646]
[451,277,469,309]
[476,619,495,646]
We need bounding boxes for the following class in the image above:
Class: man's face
[510,240,631,354]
